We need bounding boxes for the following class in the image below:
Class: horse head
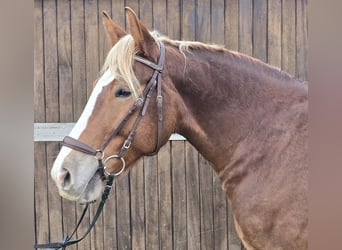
[50,8,179,203]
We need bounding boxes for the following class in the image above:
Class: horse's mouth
[58,170,103,204]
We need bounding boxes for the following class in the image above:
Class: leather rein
[34,41,165,249]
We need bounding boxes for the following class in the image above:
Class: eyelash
[115,88,132,98]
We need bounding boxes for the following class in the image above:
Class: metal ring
[94,150,104,160]
[103,155,126,176]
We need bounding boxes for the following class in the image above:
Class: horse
[50,7,308,250]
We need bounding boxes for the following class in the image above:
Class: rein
[34,41,165,249]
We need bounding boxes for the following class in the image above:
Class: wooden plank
[211,0,225,45]
[70,2,97,249]
[57,0,73,121]
[282,0,296,76]
[296,0,308,81]
[115,173,132,249]
[152,0,167,34]
[228,204,242,250]
[34,142,49,245]
[171,115,187,249]
[46,142,64,243]
[186,142,201,250]
[43,1,68,247]
[199,154,214,249]
[34,1,46,245]
[98,0,112,66]
[71,0,87,120]
[239,0,253,56]
[213,172,228,250]
[57,1,91,247]
[197,0,211,43]
[158,142,172,249]
[253,0,267,62]
[144,154,160,249]
[167,0,181,40]
[130,158,145,249]
[181,0,196,40]
[34,0,45,123]
[139,0,152,28]
[103,183,118,249]
[85,0,100,98]
[225,0,239,50]
[43,0,59,123]
[268,0,282,68]
[111,0,125,28]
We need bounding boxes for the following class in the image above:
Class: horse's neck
[172,48,307,173]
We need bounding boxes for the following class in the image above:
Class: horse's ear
[102,11,127,47]
[125,7,159,60]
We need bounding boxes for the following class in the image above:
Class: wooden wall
[34,0,308,249]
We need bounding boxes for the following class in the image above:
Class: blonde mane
[101,31,226,98]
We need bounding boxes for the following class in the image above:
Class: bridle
[34,41,165,249]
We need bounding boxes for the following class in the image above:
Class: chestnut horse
[51,8,308,250]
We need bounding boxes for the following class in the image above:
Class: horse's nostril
[58,168,73,191]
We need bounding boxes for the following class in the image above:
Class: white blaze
[51,70,115,178]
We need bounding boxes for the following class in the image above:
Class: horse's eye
[115,88,132,98]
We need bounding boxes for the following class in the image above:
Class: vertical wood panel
[211,0,225,45]
[199,155,214,249]
[158,143,172,250]
[85,0,100,98]
[34,142,49,245]
[130,159,145,249]
[282,0,296,76]
[182,0,196,40]
[296,0,308,81]
[239,0,253,56]
[197,0,211,43]
[98,0,111,66]
[34,2,47,245]
[115,175,132,249]
[253,0,267,62]
[57,0,73,120]
[144,154,160,249]
[268,0,282,67]
[225,0,239,50]
[111,0,125,28]
[171,108,187,248]
[43,0,68,247]
[153,0,167,34]
[103,185,117,250]
[167,0,181,40]
[34,0,45,123]
[186,142,200,250]
[43,0,59,123]
[47,142,64,243]
[71,0,87,119]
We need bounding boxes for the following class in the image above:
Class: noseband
[34,42,165,249]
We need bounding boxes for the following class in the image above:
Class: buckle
[123,139,132,149]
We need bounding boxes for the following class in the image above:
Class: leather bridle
[34,41,165,249]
